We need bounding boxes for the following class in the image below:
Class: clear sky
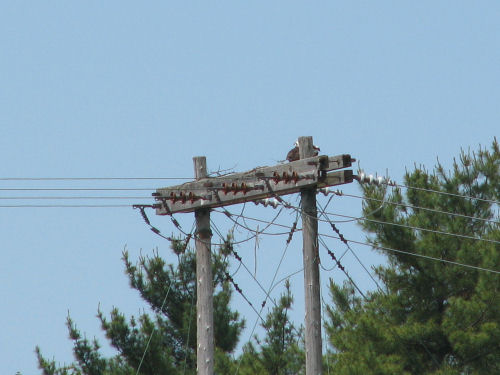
[1,2,499,374]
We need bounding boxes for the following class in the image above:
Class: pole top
[193,156,208,180]
[298,136,315,159]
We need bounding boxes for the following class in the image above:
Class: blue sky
[1,2,499,374]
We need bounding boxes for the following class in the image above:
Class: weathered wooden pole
[298,136,323,375]
[193,156,214,375]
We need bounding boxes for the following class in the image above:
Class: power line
[209,208,500,275]
[268,268,304,295]
[210,214,296,311]
[224,199,500,254]
[276,196,500,246]
[317,201,384,292]
[231,210,301,375]
[0,188,155,191]
[356,171,500,206]
[322,194,445,369]
[0,177,193,181]
[328,211,500,246]
[139,194,500,274]
[264,196,500,246]
[224,270,265,324]
[182,286,196,375]
[0,196,154,200]
[320,232,500,275]
[388,181,500,206]
[335,191,500,226]
[213,209,301,232]
[135,203,282,248]
[0,204,134,208]
[215,211,293,237]
[135,277,174,375]
[318,236,366,299]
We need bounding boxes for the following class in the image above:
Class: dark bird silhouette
[286,141,320,162]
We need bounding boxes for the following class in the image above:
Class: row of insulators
[221,182,259,195]
[318,187,343,196]
[272,170,301,184]
[254,198,279,208]
[164,191,204,203]
[153,170,314,205]
[356,172,396,186]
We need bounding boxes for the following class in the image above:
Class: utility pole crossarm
[154,154,354,215]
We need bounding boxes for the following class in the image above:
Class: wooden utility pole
[299,136,323,375]
[152,142,355,375]
[193,156,214,375]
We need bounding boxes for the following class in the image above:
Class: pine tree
[238,280,305,375]
[37,238,245,375]
[325,139,500,374]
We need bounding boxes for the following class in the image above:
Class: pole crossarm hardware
[154,154,354,215]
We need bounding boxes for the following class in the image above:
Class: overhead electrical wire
[214,210,292,237]
[317,201,384,292]
[126,182,498,374]
[318,235,367,299]
[0,196,153,200]
[135,189,500,275]
[386,181,500,206]
[213,203,500,274]
[0,187,156,191]
[262,194,500,247]
[320,232,500,275]
[213,209,301,232]
[182,286,196,375]
[7,171,498,372]
[8,175,494,272]
[337,191,500,226]
[0,177,193,181]
[231,209,301,375]
[0,204,135,208]
[357,171,500,206]
[218,214,302,375]
[135,205,276,248]
[208,208,500,275]
[325,191,445,368]
[326,210,500,246]
[321,293,332,375]
[135,277,174,375]
[267,268,304,295]
[269,195,500,246]
[210,212,298,311]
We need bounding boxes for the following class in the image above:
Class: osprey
[286,140,320,162]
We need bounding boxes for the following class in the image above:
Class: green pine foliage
[36,239,245,375]
[326,139,500,374]
[237,280,305,375]
[37,140,499,375]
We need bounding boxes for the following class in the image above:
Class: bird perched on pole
[286,140,320,162]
